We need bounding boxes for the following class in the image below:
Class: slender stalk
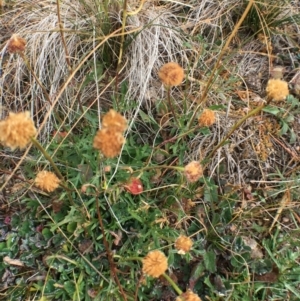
[20,53,68,131]
[188,0,255,129]
[166,86,179,126]
[56,0,72,73]
[31,137,64,181]
[20,54,53,106]
[31,137,74,203]
[162,273,183,295]
[115,0,145,106]
[96,196,128,301]
[206,104,265,160]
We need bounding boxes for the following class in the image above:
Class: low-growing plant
[1,1,300,301]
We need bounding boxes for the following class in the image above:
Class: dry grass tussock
[0,0,299,181]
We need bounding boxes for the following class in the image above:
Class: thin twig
[56,0,72,73]
[96,196,128,301]
[188,0,255,129]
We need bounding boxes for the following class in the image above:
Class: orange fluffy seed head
[35,171,60,193]
[7,34,26,53]
[102,109,127,132]
[176,290,202,301]
[142,250,168,278]
[0,111,37,150]
[158,62,184,87]
[266,79,289,101]
[175,235,193,254]
[93,128,125,158]
[198,109,216,127]
[184,161,203,183]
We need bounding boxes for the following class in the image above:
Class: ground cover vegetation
[0,0,300,300]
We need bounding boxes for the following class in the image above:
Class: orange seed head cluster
[142,250,168,278]
[175,235,193,254]
[0,111,37,150]
[198,109,216,127]
[93,128,125,158]
[266,79,289,101]
[102,109,127,132]
[158,62,184,87]
[35,171,60,193]
[7,34,26,53]
[184,161,203,183]
[93,109,127,158]
[176,290,202,301]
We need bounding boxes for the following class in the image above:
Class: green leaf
[209,104,226,110]
[200,127,211,135]
[204,250,216,273]
[42,228,53,240]
[139,110,156,124]
[204,179,218,203]
[127,209,144,223]
[64,281,76,298]
[67,222,77,233]
[284,114,294,123]
[262,105,280,115]
[285,283,300,298]
[289,128,297,144]
[279,120,289,136]
[190,262,206,283]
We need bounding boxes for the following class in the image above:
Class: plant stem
[188,0,255,129]
[166,86,179,126]
[56,0,72,73]
[31,137,64,180]
[96,196,128,301]
[162,273,183,295]
[115,0,145,107]
[206,104,265,160]
[31,137,74,203]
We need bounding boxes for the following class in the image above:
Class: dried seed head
[184,161,203,183]
[158,62,184,87]
[0,111,37,150]
[35,171,60,193]
[102,109,127,132]
[93,128,125,158]
[266,79,289,101]
[176,290,202,301]
[7,34,26,53]
[175,235,193,254]
[198,109,216,127]
[142,250,168,278]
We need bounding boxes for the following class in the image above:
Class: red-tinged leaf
[124,177,143,195]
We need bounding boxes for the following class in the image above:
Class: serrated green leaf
[263,105,280,115]
[64,281,76,298]
[279,121,289,135]
[204,250,216,273]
